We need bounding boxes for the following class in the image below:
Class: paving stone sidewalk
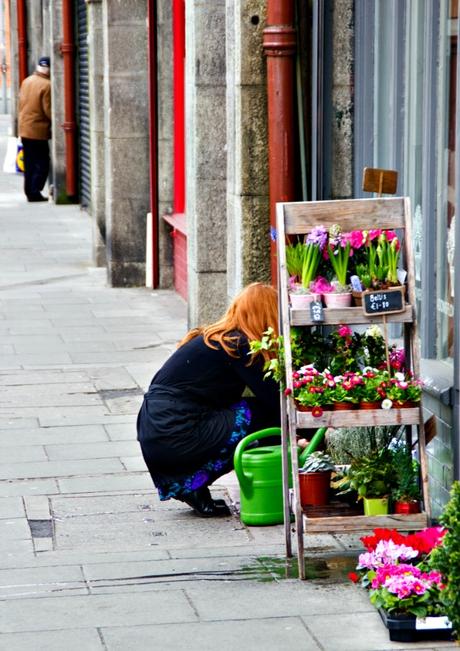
[0,116,456,650]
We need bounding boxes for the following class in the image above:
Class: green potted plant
[391,443,421,514]
[286,227,327,309]
[324,224,353,307]
[347,448,396,515]
[385,373,423,408]
[429,481,460,640]
[358,368,389,409]
[299,451,335,507]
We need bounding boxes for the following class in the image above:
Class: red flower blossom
[284,388,292,396]
[311,406,323,418]
[348,571,360,583]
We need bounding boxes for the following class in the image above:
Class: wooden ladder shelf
[276,197,429,579]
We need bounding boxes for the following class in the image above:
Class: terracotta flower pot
[394,500,420,514]
[324,292,352,308]
[333,401,356,411]
[299,470,331,506]
[399,401,418,409]
[359,401,381,410]
[352,290,363,306]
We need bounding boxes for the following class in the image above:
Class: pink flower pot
[290,293,319,309]
[323,292,352,308]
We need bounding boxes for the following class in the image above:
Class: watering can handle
[233,427,281,489]
[298,427,328,466]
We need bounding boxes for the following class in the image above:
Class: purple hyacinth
[306,225,328,250]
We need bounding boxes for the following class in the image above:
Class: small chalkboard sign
[310,300,324,323]
[362,287,405,316]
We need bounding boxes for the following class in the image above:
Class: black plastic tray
[378,608,453,643]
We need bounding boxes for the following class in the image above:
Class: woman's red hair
[179,282,278,363]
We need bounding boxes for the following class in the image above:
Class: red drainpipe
[61,0,77,198]
[263,1,297,283]
[147,0,159,287]
[17,0,28,84]
[173,0,185,215]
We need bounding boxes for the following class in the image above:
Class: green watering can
[233,426,327,526]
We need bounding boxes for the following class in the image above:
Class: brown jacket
[18,72,51,140]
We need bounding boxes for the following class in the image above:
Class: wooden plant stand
[276,197,429,579]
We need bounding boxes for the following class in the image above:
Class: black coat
[137,333,280,471]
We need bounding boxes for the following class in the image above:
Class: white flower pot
[324,292,352,308]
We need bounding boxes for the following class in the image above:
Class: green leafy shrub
[429,481,460,639]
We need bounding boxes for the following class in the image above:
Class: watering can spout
[298,427,327,466]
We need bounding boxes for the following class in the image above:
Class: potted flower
[350,526,453,643]
[347,448,395,515]
[358,368,389,409]
[293,365,329,416]
[326,371,362,410]
[385,373,423,408]
[324,224,353,307]
[391,443,421,514]
[299,451,336,507]
[286,226,327,309]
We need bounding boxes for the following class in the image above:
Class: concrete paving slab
[0,458,125,480]
[104,423,139,440]
[0,417,39,430]
[0,370,90,385]
[0,590,197,632]
[0,565,87,598]
[0,446,48,463]
[51,492,158,518]
[45,441,140,461]
[120,456,147,472]
[0,629,105,651]
[101,617,320,651]
[53,508,251,552]
[23,495,51,520]
[38,411,135,427]
[57,473,152,494]
[0,539,34,553]
[0,478,59,497]
[0,425,109,446]
[82,554,266,584]
[0,518,31,540]
[184,581,372,621]
[0,497,25,519]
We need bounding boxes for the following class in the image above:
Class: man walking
[18,56,51,202]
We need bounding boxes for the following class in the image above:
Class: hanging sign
[310,300,324,323]
[362,287,405,316]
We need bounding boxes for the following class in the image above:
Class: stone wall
[330,0,354,199]
[226,0,269,300]
[102,0,149,286]
[186,0,228,325]
[49,0,67,203]
[87,0,106,267]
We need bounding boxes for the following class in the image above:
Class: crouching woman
[137,282,281,517]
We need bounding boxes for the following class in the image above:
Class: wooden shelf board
[296,407,421,428]
[290,305,414,326]
[301,511,428,533]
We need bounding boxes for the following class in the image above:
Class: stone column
[102,0,149,286]
[330,0,354,199]
[156,0,173,287]
[186,0,228,325]
[26,0,43,69]
[49,0,67,203]
[226,0,269,299]
[8,0,19,134]
[87,0,106,267]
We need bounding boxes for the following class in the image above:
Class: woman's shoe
[179,487,230,517]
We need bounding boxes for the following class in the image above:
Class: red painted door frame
[147,0,159,287]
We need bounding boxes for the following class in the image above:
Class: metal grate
[77,0,91,208]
